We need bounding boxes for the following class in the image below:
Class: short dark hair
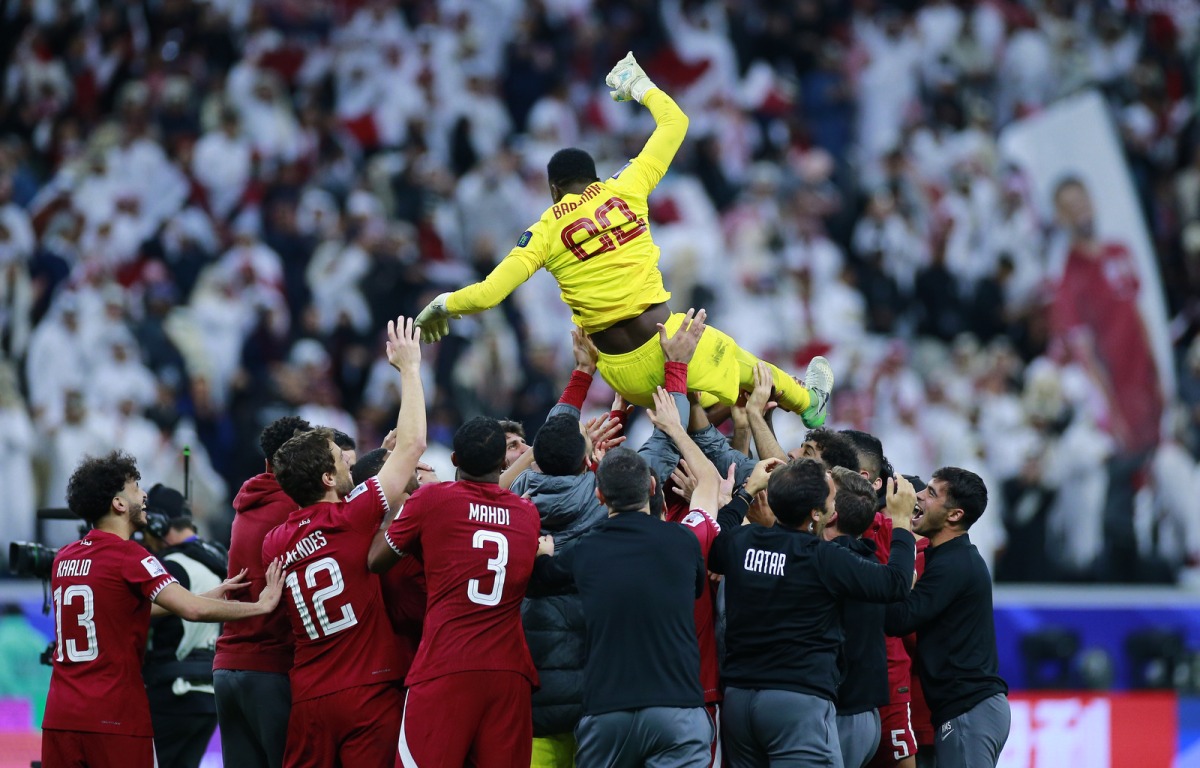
[804,428,860,474]
[840,429,884,481]
[67,451,141,523]
[547,148,598,188]
[168,517,198,535]
[453,417,506,477]
[261,416,313,466]
[767,458,829,528]
[533,414,586,477]
[498,420,525,440]
[830,466,877,537]
[1053,174,1086,202]
[596,448,651,513]
[330,429,356,452]
[274,427,337,508]
[932,466,988,529]
[351,447,388,487]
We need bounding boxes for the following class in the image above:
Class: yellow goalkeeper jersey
[445,89,688,334]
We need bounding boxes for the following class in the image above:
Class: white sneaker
[800,356,834,428]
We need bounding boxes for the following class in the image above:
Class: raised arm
[605,53,689,195]
[746,362,788,461]
[375,317,427,511]
[416,227,547,343]
[637,308,704,481]
[648,386,720,515]
[821,475,918,603]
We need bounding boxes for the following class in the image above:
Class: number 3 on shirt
[285,557,359,640]
[53,585,99,662]
[467,530,508,606]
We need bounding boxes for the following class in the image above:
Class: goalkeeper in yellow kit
[416,53,833,426]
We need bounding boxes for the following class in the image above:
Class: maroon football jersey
[384,479,540,687]
[865,511,914,704]
[43,530,177,736]
[262,477,403,702]
[674,507,722,705]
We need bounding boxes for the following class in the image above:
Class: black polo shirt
[833,535,889,715]
[885,533,1008,726]
[532,511,706,715]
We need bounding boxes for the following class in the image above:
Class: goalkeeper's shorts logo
[517,231,532,247]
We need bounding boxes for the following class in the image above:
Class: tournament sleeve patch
[611,161,632,179]
[141,555,168,578]
[517,230,532,248]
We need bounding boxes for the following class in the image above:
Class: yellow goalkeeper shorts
[595,313,810,412]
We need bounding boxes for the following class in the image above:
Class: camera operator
[140,485,228,768]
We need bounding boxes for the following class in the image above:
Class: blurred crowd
[1,0,1199,583]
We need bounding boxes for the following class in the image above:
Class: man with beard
[711,459,917,767]
[44,451,284,768]
[263,317,427,767]
[885,467,1009,768]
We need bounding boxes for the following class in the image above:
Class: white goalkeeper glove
[606,51,657,104]
[414,292,457,344]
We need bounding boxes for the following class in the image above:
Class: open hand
[386,316,422,373]
[258,559,285,612]
[658,308,707,364]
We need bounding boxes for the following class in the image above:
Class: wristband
[732,486,754,507]
[664,361,688,394]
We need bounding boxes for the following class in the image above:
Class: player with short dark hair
[796,428,861,474]
[533,413,589,477]
[214,415,312,768]
[841,429,923,768]
[44,451,283,768]
[499,420,530,469]
[885,467,1009,768]
[330,429,358,467]
[710,459,918,766]
[368,415,542,768]
[824,467,892,768]
[532,446,712,767]
[262,317,428,768]
[414,53,833,427]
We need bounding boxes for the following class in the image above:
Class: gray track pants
[575,706,713,768]
[933,694,1010,768]
[836,709,881,768]
[723,687,844,768]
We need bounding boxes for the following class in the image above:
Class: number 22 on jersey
[560,196,648,262]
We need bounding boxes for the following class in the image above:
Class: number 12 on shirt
[285,556,359,640]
